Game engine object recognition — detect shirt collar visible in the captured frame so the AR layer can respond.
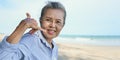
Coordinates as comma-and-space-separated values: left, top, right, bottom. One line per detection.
34, 30, 55, 49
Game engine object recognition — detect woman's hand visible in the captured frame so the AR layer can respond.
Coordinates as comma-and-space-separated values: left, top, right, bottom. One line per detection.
23, 13, 46, 34
7, 13, 46, 44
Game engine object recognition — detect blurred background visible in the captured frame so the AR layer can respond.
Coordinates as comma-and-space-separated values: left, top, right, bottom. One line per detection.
0, 0, 120, 60
0, 0, 120, 35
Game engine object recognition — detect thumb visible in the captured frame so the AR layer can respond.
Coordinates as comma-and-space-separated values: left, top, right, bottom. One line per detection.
26, 12, 31, 18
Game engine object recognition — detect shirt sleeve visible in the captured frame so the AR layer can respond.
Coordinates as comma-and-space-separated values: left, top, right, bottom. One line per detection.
0, 36, 22, 60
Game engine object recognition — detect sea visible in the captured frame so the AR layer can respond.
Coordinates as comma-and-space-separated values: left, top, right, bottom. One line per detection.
54, 35, 120, 46
1, 34, 120, 46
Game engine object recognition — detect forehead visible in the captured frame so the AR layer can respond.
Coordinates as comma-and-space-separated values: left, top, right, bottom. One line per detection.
43, 9, 64, 20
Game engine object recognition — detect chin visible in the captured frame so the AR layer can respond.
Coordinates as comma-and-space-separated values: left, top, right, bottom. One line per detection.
43, 33, 57, 40
46, 35, 57, 39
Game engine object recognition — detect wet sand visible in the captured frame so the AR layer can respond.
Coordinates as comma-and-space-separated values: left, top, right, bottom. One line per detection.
57, 43, 120, 60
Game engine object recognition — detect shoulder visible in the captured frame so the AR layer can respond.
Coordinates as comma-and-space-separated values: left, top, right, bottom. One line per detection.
21, 33, 38, 41
19, 33, 39, 48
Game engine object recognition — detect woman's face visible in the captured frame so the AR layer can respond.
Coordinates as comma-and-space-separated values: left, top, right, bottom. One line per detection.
40, 9, 64, 40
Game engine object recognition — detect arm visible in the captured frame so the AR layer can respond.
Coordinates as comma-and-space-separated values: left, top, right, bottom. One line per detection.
7, 20, 28, 44
7, 13, 42, 44
0, 13, 43, 60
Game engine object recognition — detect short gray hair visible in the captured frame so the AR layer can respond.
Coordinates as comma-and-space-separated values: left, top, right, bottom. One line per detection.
40, 1, 66, 25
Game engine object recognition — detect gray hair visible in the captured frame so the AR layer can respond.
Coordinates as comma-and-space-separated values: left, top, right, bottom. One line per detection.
40, 1, 66, 25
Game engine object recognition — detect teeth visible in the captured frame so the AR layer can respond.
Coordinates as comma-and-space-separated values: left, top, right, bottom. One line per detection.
49, 30, 54, 33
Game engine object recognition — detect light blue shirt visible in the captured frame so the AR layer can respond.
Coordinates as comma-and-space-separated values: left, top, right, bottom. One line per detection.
0, 31, 58, 60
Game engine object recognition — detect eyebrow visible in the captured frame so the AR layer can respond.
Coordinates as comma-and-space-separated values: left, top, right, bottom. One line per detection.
44, 17, 51, 19
56, 19, 62, 22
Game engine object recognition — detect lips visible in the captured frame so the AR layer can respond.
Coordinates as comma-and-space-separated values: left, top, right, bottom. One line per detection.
47, 29, 56, 35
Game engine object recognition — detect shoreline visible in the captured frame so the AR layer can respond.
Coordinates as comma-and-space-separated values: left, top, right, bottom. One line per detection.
54, 37, 120, 46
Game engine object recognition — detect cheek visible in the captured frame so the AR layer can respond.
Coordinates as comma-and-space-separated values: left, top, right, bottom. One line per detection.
41, 22, 49, 28
57, 27, 63, 33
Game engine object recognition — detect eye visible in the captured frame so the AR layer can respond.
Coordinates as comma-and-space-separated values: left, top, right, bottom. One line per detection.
44, 18, 53, 23
46, 19, 50, 21
56, 20, 63, 26
56, 21, 61, 24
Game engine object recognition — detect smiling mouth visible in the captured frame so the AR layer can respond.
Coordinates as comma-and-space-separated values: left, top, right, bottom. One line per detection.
47, 29, 56, 35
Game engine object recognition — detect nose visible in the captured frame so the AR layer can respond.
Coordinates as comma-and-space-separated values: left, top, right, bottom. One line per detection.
50, 21, 56, 28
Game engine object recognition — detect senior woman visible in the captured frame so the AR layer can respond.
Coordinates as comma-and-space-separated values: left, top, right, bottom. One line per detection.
0, 1, 66, 60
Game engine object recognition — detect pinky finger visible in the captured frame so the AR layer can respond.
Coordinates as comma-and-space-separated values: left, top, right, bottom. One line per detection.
39, 27, 46, 32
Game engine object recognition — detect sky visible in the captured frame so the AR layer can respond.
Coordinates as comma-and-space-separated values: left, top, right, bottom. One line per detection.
0, 0, 120, 36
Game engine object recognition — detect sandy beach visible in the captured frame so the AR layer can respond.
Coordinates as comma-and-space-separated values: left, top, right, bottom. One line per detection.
57, 43, 120, 60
